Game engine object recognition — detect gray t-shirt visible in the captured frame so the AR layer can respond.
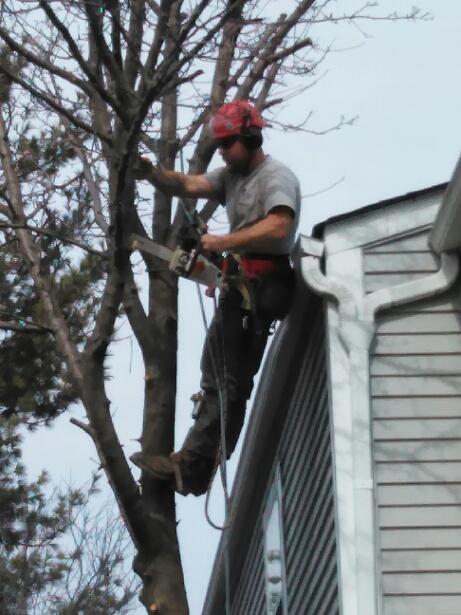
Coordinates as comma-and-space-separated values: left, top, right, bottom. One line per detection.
205, 156, 301, 255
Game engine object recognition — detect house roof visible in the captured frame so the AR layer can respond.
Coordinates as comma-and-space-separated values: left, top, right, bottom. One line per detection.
429, 154, 461, 253
312, 183, 448, 239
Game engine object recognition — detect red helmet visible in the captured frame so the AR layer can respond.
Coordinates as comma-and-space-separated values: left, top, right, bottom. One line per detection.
211, 100, 265, 139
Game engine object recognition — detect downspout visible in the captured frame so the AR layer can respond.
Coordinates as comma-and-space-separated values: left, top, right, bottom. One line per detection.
298, 234, 459, 615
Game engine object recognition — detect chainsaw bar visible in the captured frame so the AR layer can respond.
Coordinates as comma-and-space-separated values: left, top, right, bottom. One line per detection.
130, 233, 223, 289
130, 234, 174, 262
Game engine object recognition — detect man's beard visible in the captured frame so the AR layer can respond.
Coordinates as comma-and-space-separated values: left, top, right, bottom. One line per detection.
226, 150, 252, 174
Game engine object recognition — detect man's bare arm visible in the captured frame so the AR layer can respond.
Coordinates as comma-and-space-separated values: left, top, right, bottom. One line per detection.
201, 208, 293, 253
134, 157, 215, 199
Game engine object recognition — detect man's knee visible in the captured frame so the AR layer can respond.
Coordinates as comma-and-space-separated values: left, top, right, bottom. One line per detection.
227, 376, 253, 405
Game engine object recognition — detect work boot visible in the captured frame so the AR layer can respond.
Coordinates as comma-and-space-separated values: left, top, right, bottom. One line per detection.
130, 452, 176, 480
129, 450, 215, 496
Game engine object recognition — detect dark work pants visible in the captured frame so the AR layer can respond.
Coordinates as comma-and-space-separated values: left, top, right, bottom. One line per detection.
182, 268, 295, 462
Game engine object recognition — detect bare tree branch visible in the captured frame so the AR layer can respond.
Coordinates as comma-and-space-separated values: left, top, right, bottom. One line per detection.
143, 0, 174, 79
0, 25, 124, 118
125, 0, 146, 87
37, 0, 126, 116
0, 63, 111, 143
70, 417, 96, 438
83, 1, 131, 106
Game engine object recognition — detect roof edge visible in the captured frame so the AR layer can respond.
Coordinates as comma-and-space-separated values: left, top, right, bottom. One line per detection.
312, 182, 448, 239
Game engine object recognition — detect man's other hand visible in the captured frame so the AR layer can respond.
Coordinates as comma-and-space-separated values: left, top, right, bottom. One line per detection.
200, 233, 228, 253
133, 156, 154, 180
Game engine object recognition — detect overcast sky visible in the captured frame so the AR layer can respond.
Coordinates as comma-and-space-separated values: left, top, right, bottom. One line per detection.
20, 2, 461, 614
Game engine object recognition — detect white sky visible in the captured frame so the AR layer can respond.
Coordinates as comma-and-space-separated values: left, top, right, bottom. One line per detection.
20, 2, 461, 614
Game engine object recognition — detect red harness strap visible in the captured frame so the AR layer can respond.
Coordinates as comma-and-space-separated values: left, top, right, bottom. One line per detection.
239, 257, 279, 279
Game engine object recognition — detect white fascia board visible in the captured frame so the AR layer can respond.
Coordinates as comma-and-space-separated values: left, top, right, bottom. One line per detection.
325, 300, 358, 615
323, 247, 381, 615
429, 153, 461, 253
323, 189, 443, 256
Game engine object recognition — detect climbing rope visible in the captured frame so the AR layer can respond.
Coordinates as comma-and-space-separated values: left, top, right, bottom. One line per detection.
180, 141, 232, 613
195, 284, 231, 528
196, 283, 232, 615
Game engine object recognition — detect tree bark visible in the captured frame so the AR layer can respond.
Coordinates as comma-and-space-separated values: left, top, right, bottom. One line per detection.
124, 3, 189, 612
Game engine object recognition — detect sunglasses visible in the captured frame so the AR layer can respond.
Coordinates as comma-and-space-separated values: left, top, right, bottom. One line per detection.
215, 135, 240, 150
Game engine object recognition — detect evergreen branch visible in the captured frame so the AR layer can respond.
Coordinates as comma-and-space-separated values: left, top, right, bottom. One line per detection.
0, 201, 11, 218
0, 106, 83, 387
0, 320, 53, 334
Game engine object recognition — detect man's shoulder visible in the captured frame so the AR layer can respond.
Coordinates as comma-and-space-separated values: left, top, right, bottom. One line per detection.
261, 157, 298, 179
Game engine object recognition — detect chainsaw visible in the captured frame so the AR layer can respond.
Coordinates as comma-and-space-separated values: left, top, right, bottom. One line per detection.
129, 213, 224, 289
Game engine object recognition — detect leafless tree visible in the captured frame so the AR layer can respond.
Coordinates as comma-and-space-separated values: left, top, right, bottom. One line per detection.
0, 1, 426, 612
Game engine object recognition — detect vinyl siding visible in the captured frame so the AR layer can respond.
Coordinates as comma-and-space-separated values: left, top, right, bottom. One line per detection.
279, 308, 339, 615
202, 289, 334, 615
223, 302, 338, 615
231, 521, 266, 615
364, 229, 440, 293
369, 230, 461, 615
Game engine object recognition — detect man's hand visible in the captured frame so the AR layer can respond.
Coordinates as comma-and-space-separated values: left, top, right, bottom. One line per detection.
200, 210, 293, 254
200, 233, 229, 253
133, 156, 154, 180
133, 156, 216, 199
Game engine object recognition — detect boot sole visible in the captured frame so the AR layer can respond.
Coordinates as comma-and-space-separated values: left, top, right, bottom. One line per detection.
129, 454, 173, 481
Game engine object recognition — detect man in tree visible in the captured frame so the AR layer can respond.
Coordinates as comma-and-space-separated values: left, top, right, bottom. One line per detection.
131, 100, 300, 495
